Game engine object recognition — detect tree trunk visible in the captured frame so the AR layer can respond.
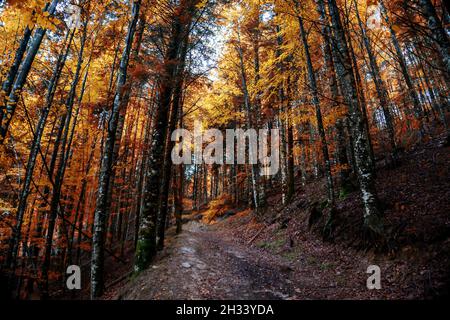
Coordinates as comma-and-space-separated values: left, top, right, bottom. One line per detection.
379, 0, 424, 123
315, 0, 351, 189
157, 21, 191, 250
295, 4, 335, 205
235, 30, 261, 213
1, 27, 32, 97
418, 0, 450, 88
327, 0, 383, 236
106, 16, 146, 226
91, 0, 141, 299
275, 26, 289, 205
41, 22, 88, 299
135, 8, 183, 272
353, 0, 397, 159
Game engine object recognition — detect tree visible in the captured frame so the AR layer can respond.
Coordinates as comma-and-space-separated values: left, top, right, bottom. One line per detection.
91, 0, 142, 299
326, 0, 384, 236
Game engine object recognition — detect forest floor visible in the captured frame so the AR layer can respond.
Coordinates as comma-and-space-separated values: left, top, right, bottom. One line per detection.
118, 221, 296, 300
104, 133, 450, 300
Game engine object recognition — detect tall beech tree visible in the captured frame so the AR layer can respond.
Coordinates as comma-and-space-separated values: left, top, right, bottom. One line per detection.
135, 0, 202, 271
326, 0, 384, 235
91, 0, 142, 299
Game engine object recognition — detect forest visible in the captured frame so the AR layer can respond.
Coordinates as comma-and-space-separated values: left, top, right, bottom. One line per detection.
0, 0, 449, 300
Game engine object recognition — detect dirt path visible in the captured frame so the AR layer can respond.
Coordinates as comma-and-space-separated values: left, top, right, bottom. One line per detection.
119, 222, 297, 300
107, 137, 449, 300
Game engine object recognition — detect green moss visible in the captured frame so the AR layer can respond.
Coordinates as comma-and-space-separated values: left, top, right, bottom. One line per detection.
135, 238, 156, 272
339, 182, 357, 199
319, 262, 334, 270
256, 241, 267, 248
306, 256, 317, 265
320, 200, 329, 210
282, 251, 298, 261
256, 238, 285, 251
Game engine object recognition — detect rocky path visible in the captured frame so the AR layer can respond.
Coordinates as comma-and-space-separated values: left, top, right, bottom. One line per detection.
119, 222, 296, 300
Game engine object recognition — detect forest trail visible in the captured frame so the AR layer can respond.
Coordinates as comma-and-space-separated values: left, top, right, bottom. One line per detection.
119, 221, 296, 300
101, 136, 449, 301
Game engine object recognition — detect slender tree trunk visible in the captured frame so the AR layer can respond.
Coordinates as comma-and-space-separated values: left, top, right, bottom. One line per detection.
135, 7, 183, 272
379, 0, 424, 123
295, 5, 335, 205
41, 22, 88, 299
418, 0, 450, 88
252, 6, 267, 209
1, 27, 32, 98
91, 0, 141, 299
235, 30, 261, 213
286, 112, 295, 202
106, 16, 146, 224
4, 29, 74, 279
327, 0, 383, 236
157, 22, 191, 250
134, 89, 156, 248
275, 26, 289, 204
315, 0, 351, 189
353, 0, 397, 159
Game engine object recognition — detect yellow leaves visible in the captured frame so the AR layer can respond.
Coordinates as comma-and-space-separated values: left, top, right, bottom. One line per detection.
53, 103, 68, 117
323, 105, 347, 129
1, 0, 59, 32
35, 12, 58, 31
332, 163, 350, 175
196, 0, 208, 10
0, 90, 7, 105
0, 198, 17, 214
201, 194, 233, 224
391, 24, 404, 35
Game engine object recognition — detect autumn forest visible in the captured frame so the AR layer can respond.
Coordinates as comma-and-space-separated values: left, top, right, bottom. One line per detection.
0, 0, 449, 301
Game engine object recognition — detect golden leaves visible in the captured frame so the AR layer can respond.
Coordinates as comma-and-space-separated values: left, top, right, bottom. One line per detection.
196, 0, 208, 10
1, 0, 59, 32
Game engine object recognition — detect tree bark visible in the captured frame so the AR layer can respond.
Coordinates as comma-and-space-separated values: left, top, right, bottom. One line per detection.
135, 4, 184, 272
418, 0, 450, 88
379, 0, 424, 122
315, 0, 351, 188
91, 0, 141, 299
235, 28, 261, 213
327, 0, 383, 236
295, 3, 335, 205
353, 0, 397, 159
157, 22, 190, 250
1, 27, 32, 98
